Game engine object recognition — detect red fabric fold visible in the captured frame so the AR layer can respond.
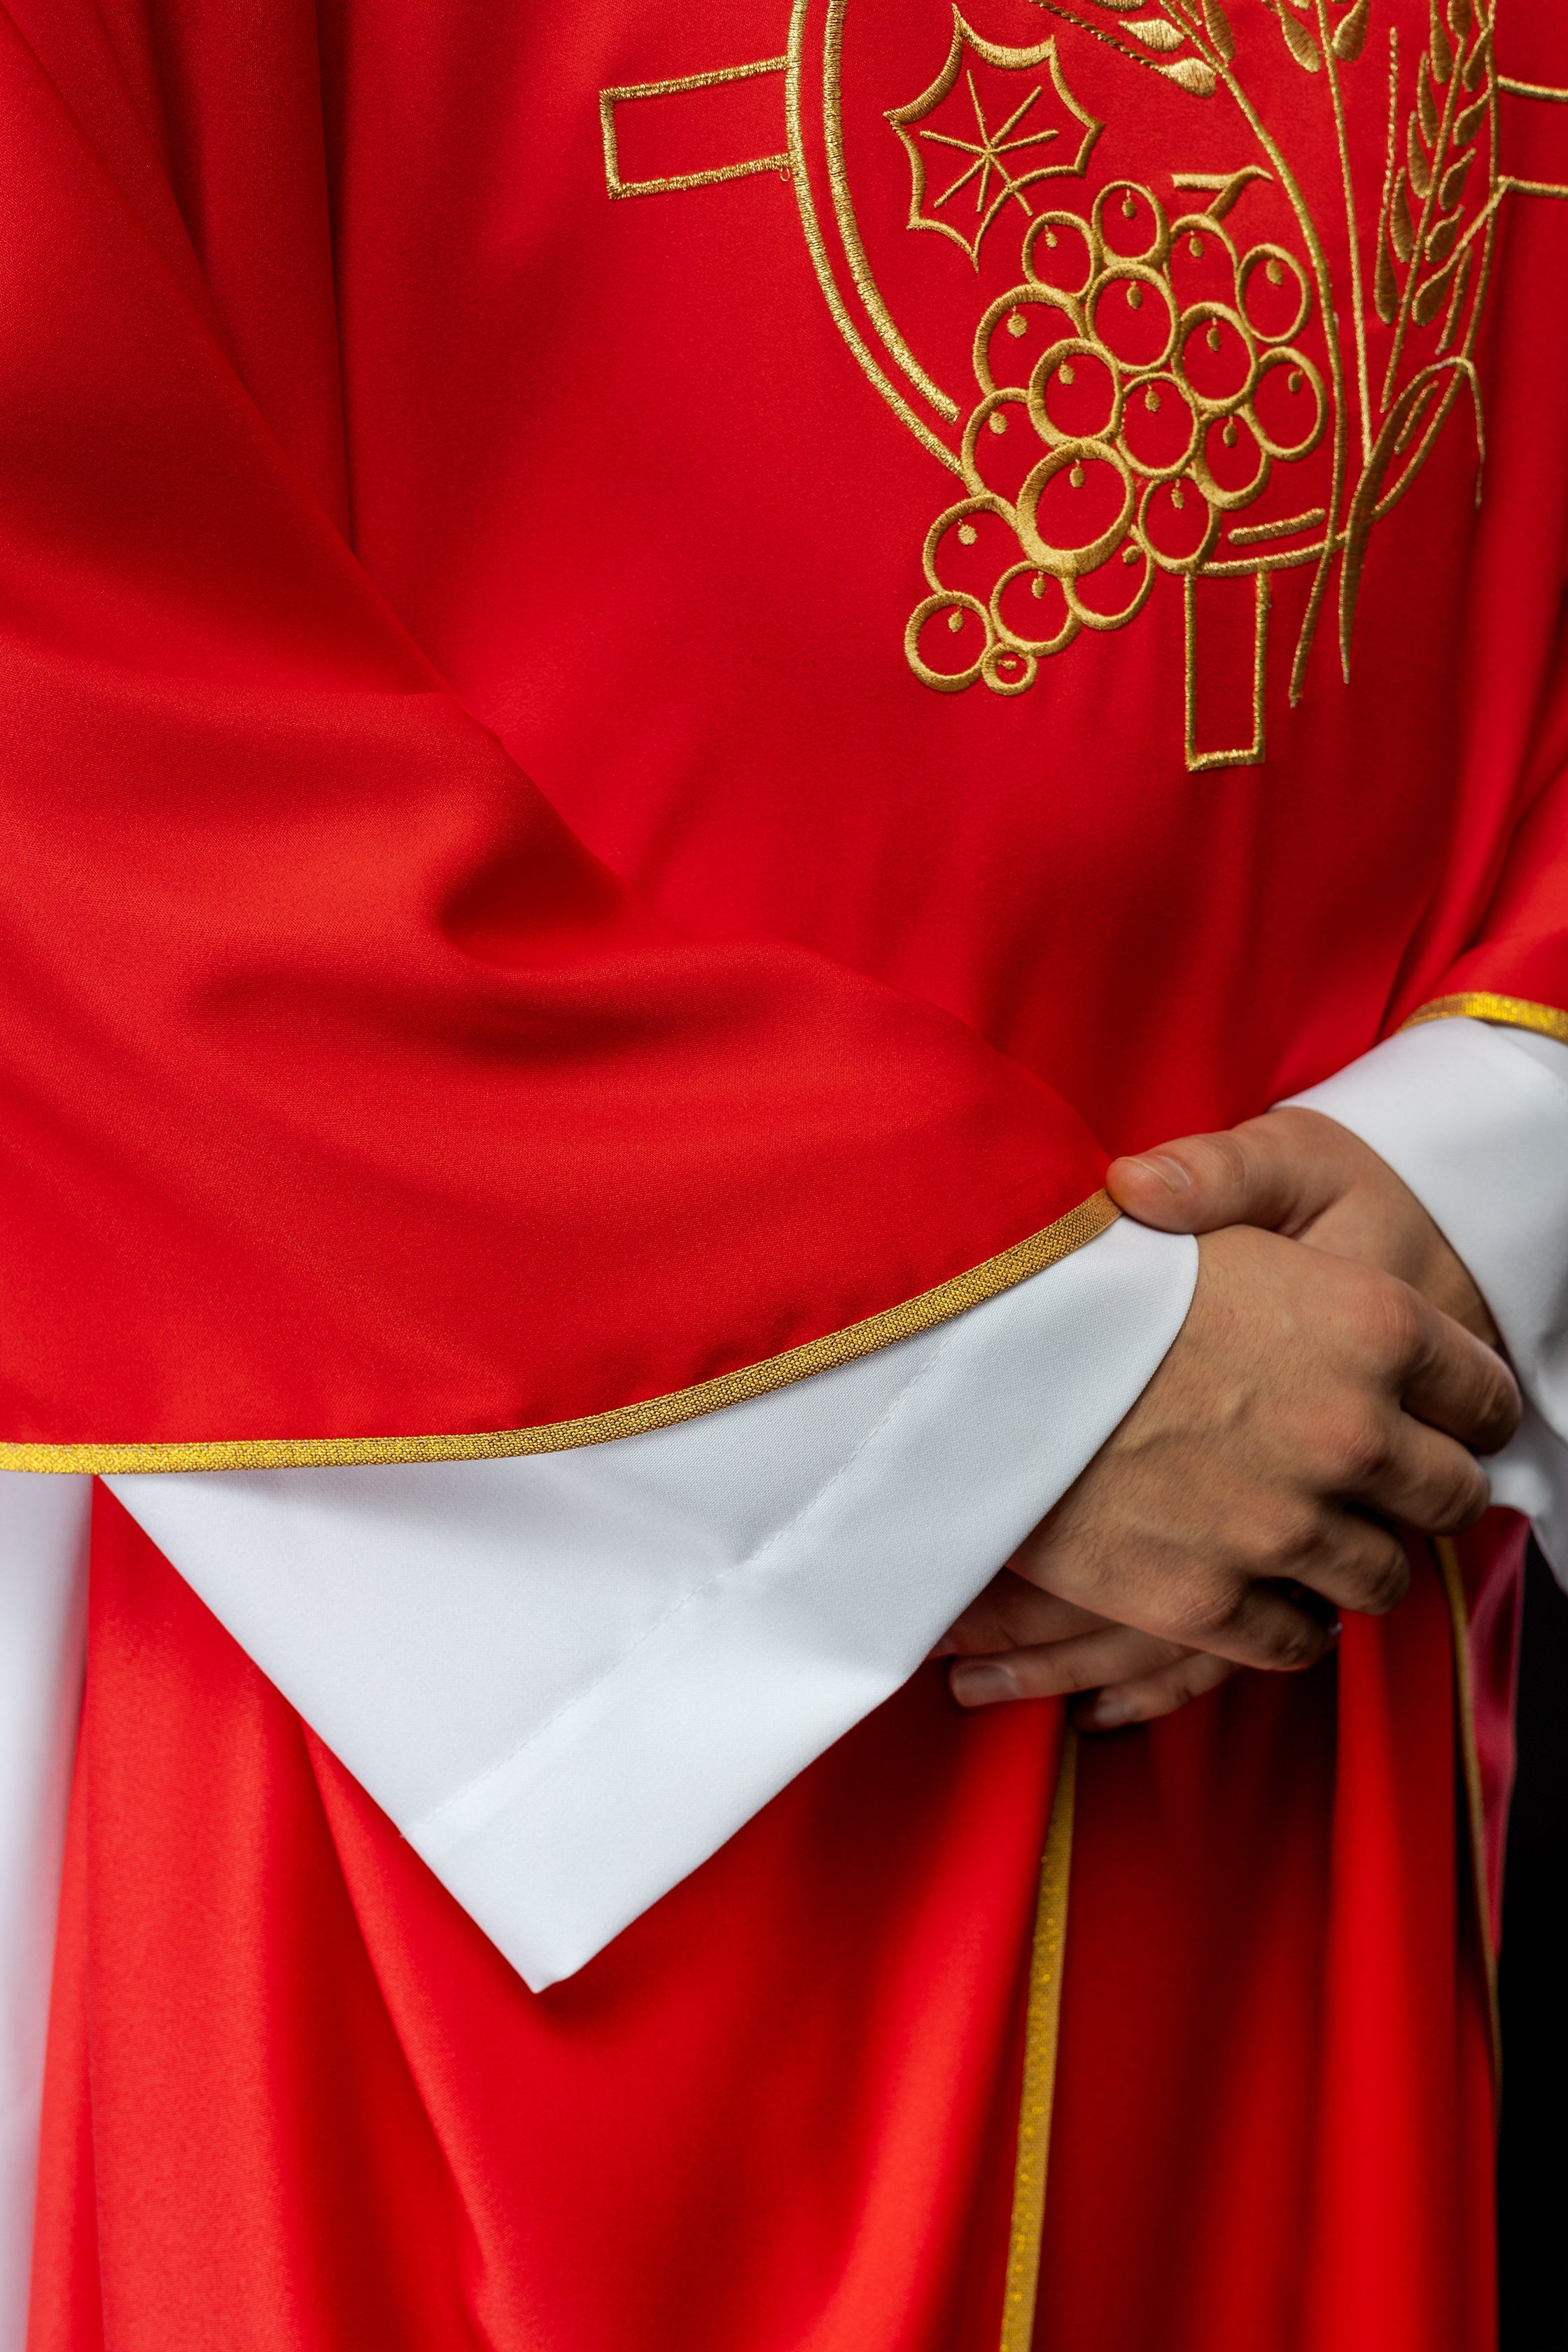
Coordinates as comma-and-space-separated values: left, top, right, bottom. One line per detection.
0, 0, 1104, 1449
10, 4, 1566, 2339
27, 1487, 1504, 2352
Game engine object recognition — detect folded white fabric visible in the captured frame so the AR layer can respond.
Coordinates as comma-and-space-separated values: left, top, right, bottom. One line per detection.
111, 1216, 1196, 1988
4, 1014, 1563, 2346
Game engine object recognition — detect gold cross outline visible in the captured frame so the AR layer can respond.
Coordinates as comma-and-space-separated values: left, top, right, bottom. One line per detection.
600, 55, 790, 197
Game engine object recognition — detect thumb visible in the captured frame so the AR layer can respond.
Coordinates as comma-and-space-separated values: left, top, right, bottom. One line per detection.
1106, 1112, 1343, 1235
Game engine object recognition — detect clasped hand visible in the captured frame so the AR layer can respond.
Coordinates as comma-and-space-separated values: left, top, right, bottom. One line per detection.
937, 1108, 1520, 1728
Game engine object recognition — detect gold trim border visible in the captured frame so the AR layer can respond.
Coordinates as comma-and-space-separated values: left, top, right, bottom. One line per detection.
997, 1726, 1077, 2352
1403, 991, 1568, 1044
994, 1542, 1496, 2346
0, 1191, 1119, 1475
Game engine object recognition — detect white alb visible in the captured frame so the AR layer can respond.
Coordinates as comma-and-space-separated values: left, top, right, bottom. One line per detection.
1, 1014, 1565, 2344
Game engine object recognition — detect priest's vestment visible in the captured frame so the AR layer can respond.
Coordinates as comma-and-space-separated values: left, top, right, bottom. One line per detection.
2, 0, 1568, 2343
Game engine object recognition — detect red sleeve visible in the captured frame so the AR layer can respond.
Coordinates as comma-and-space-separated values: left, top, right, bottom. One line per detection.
0, 3, 1108, 1466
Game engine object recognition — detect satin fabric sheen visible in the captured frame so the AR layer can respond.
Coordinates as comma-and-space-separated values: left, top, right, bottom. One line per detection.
29, 1494, 1504, 2352
0, 0, 1564, 1444
8, 0, 1564, 2342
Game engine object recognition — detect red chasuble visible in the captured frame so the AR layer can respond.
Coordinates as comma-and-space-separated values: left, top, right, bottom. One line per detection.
5, 0, 1566, 2341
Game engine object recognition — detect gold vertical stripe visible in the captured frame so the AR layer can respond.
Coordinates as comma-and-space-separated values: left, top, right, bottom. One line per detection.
1434, 1537, 1502, 2091
998, 1727, 1077, 2352
1403, 993, 1568, 1044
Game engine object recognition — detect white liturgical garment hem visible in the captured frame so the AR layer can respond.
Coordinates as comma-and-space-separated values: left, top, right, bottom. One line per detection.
1284, 1017, 1568, 1581
108, 1214, 1198, 1991
4, 1016, 1568, 2346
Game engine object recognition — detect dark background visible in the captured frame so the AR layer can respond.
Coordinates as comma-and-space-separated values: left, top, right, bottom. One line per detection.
1499, 1543, 1568, 2350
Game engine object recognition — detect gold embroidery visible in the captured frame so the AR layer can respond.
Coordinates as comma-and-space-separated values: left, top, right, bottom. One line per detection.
1402, 990, 1568, 1043
1491, 75, 1568, 201
895, 0, 1497, 752
787, 1, 965, 472
827, 0, 962, 421
1228, 504, 1328, 543
887, 20, 1103, 270
1434, 1537, 1502, 2087
1, 1192, 1119, 1474
1498, 76, 1568, 106
1184, 566, 1269, 768
998, 1728, 1077, 2352
600, 58, 790, 198
605, 8, 1568, 763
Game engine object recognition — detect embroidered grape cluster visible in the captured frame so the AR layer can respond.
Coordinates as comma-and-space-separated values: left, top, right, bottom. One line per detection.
906, 177, 1326, 696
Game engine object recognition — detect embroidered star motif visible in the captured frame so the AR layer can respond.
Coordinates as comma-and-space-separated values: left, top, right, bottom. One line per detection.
920, 74, 1058, 235
888, 14, 1102, 269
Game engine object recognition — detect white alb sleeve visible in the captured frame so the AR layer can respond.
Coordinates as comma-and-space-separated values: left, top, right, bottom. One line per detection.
1282, 1016, 1568, 1583
108, 1215, 1197, 1990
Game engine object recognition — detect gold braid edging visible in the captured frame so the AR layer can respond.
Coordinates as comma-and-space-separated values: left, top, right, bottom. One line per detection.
1403, 992, 1568, 1044
0, 1191, 1119, 1474
997, 1727, 1078, 2352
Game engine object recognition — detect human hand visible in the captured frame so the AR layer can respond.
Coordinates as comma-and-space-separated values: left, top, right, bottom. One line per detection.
951, 1221, 1517, 1717
938, 1567, 1238, 1729
1106, 1105, 1499, 1344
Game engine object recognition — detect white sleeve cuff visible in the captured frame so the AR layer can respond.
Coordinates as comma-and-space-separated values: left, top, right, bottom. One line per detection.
1282, 1017, 1568, 1583
109, 1214, 1196, 1989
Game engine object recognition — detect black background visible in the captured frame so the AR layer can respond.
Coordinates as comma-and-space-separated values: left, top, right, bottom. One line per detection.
1499, 1543, 1568, 2349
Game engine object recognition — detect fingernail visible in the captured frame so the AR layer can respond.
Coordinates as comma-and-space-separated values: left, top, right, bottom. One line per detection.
951, 1661, 1015, 1707
1086, 1694, 1131, 1728
1128, 1153, 1191, 1194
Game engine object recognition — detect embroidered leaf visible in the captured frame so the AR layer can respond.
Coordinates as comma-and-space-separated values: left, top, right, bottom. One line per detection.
1413, 251, 1459, 325
1172, 164, 1267, 216
1374, 234, 1399, 323
1158, 55, 1218, 92
1453, 92, 1488, 146
1407, 114, 1432, 197
1426, 209, 1461, 265
1418, 59, 1440, 141
1428, 0, 1453, 83
1126, 15, 1186, 49
1332, 0, 1368, 60
1273, 4, 1321, 71
1462, 28, 1490, 90
1439, 150, 1471, 209
1390, 174, 1416, 262
1201, 0, 1236, 64
1448, 0, 1472, 38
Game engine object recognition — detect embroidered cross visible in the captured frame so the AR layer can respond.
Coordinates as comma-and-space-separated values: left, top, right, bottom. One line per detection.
601, 19, 1568, 769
